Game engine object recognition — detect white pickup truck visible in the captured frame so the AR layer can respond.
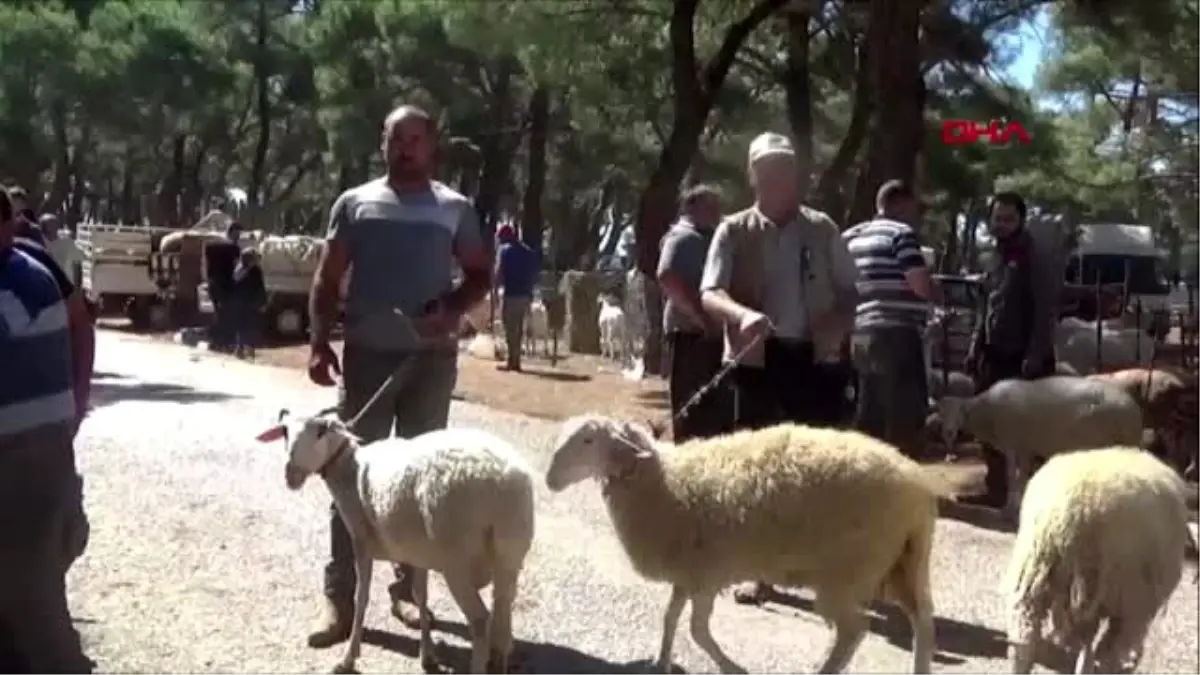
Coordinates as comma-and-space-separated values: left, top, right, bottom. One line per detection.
76, 221, 179, 330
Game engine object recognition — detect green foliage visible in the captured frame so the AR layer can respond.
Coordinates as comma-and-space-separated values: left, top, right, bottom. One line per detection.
0, 0, 1189, 269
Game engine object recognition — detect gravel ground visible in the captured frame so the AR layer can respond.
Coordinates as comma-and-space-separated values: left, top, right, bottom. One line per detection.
71, 330, 1199, 674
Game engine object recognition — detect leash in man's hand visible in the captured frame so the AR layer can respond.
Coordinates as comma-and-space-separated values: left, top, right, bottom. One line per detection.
338, 306, 438, 431
669, 332, 766, 426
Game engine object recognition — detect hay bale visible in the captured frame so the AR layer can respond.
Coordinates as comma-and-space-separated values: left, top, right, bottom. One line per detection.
561, 271, 605, 354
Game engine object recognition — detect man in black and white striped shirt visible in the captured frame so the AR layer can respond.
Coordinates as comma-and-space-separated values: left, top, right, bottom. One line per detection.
842, 180, 941, 457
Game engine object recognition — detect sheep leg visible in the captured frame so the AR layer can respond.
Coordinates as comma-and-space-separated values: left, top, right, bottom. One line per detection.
410, 567, 437, 673
1007, 605, 1042, 674
688, 589, 746, 674
334, 553, 372, 674
655, 584, 687, 672
443, 572, 491, 674
487, 567, 520, 674
813, 595, 868, 674
1094, 616, 1149, 674
1004, 456, 1029, 523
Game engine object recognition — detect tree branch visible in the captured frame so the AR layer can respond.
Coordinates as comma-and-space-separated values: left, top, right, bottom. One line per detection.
700, 0, 791, 104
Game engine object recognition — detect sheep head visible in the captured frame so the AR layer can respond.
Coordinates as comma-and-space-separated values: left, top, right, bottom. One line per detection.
255, 407, 359, 490
934, 396, 974, 449
546, 414, 656, 492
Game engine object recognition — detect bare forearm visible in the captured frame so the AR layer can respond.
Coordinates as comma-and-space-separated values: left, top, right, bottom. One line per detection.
659, 275, 706, 328
445, 268, 491, 315
308, 280, 339, 346
701, 289, 748, 326
69, 317, 94, 408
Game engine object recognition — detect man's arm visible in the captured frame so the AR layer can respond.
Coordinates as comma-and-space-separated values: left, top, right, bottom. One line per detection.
309, 193, 351, 346
699, 221, 749, 325
1026, 238, 1063, 364
894, 228, 943, 304
444, 205, 491, 316
656, 230, 708, 329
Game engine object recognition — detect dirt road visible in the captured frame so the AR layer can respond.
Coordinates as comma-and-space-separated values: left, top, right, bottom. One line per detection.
70, 330, 1199, 674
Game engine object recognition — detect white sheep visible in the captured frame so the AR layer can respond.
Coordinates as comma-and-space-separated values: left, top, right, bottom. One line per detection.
257, 411, 536, 674
524, 297, 550, 357
1006, 447, 1199, 674
545, 415, 942, 674
936, 376, 1143, 522
598, 294, 630, 363
1055, 317, 1155, 375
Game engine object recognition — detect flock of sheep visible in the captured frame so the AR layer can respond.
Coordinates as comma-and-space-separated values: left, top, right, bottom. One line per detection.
256, 366, 1198, 675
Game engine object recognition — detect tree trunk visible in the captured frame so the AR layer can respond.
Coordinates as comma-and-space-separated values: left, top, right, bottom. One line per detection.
815, 38, 871, 224
522, 86, 550, 253
855, 0, 925, 225
247, 0, 272, 221
783, 9, 814, 196
474, 58, 519, 250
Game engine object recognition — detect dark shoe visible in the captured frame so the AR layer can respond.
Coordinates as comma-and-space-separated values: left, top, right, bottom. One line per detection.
389, 573, 424, 629
732, 581, 770, 605
307, 595, 352, 648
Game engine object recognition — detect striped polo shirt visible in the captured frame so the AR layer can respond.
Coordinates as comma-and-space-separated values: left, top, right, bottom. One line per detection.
841, 217, 930, 329
0, 244, 75, 436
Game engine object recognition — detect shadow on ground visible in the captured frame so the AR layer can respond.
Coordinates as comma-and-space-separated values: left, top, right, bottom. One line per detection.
90, 378, 249, 410
937, 499, 1016, 535
518, 369, 591, 383
765, 590, 1008, 666
362, 620, 673, 674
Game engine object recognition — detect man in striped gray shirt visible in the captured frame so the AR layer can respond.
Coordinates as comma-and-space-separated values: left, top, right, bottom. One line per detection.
842, 180, 941, 457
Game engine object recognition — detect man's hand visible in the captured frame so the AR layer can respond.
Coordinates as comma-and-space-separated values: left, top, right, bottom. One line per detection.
413, 299, 461, 342
736, 309, 774, 344
308, 340, 341, 387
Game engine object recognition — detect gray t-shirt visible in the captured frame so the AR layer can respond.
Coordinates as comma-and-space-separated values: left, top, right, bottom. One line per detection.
328, 178, 483, 351
656, 219, 712, 333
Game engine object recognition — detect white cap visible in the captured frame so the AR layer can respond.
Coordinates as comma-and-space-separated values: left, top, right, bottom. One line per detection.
748, 132, 796, 164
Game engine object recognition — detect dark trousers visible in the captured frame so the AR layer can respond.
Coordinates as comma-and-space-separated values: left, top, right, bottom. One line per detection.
851, 326, 929, 457
734, 339, 846, 431
209, 292, 232, 348
0, 423, 91, 673
231, 301, 262, 354
975, 349, 1056, 499
327, 345, 458, 603
500, 295, 530, 369
667, 331, 732, 442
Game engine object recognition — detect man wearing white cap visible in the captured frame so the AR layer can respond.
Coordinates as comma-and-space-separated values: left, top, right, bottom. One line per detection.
700, 131, 860, 605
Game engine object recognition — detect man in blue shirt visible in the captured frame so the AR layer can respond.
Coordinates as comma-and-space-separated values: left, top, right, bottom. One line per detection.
494, 223, 539, 372
0, 187, 93, 672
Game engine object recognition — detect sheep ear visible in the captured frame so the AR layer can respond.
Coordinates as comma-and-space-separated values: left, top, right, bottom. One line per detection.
256, 424, 286, 443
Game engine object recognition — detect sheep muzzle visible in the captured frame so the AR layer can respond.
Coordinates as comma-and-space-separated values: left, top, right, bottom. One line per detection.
284, 464, 308, 490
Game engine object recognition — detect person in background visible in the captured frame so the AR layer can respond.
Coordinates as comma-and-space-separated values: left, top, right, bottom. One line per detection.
657, 183, 730, 441
0, 188, 93, 672
39, 214, 83, 286
700, 132, 859, 605
305, 104, 491, 647
6, 187, 42, 246
203, 220, 243, 351
962, 191, 1062, 508
231, 247, 267, 360
842, 179, 941, 458
494, 223, 539, 372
